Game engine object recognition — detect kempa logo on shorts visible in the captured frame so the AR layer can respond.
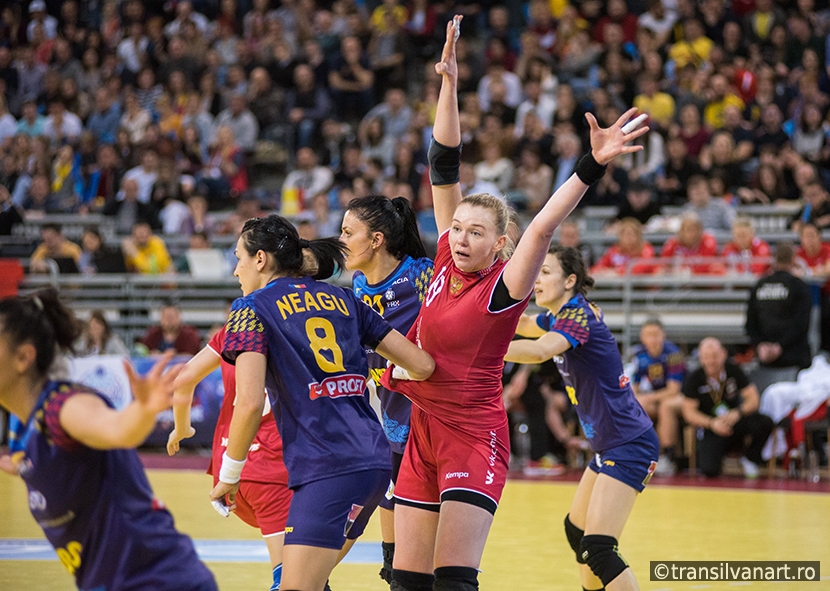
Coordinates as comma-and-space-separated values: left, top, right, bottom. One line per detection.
485, 470, 494, 485
445, 471, 469, 479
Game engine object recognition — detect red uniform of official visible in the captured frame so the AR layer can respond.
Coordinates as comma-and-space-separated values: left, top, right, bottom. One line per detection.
383, 232, 530, 510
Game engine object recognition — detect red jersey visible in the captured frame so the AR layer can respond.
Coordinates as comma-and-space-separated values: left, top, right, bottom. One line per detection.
661, 232, 723, 274
592, 242, 656, 275
207, 327, 287, 485
722, 238, 771, 275
797, 243, 830, 294
382, 232, 531, 431
797, 243, 830, 270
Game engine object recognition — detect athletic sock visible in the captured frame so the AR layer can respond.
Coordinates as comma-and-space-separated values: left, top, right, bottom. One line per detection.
269, 564, 282, 591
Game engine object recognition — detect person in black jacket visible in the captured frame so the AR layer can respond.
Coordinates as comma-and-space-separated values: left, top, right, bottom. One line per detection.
682, 338, 774, 478
0, 185, 24, 236
745, 243, 813, 370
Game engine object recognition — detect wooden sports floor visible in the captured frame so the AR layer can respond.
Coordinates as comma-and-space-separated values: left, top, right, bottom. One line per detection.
2, 465, 829, 591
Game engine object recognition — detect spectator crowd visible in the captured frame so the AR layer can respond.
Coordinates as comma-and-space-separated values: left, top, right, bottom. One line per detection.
0, 0, 828, 276
3, 0, 828, 479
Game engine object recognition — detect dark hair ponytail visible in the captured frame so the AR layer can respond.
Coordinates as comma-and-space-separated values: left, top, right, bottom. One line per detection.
549, 245, 595, 297
0, 288, 80, 377
240, 214, 346, 280
346, 195, 427, 260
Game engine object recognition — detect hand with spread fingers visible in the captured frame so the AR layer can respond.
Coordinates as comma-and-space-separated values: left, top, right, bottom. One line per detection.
587, 108, 650, 165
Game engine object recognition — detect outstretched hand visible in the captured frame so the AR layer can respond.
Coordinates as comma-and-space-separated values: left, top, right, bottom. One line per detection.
123, 351, 184, 416
167, 425, 196, 456
587, 108, 650, 166
435, 15, 462, 80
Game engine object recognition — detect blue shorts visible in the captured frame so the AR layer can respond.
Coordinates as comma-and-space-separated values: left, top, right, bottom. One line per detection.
284, 468, 390, 549
587, 429, 660, 492
378, 451, 404, 511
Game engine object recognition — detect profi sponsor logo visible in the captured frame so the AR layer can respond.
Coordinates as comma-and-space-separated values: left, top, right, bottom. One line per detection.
309, 374, 367, 400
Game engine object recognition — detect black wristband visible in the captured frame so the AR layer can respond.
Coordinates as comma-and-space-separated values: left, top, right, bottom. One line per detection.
428, 137, 462, 186
574, 152, 607, 186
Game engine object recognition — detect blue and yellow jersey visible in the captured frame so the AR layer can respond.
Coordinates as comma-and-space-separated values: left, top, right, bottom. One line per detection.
630, 341, 685, 391
223, 276, 393, 487
538, 294, 653, 452
10, 382, 214, 591
353, 255, 433, 453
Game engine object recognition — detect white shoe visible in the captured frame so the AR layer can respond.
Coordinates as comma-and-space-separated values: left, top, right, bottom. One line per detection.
741, 457, 760, 479
654, 454, 676, 477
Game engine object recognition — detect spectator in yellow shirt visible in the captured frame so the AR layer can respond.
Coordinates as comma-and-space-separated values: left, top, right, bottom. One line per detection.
703, 73, 745, 130
668, 18, 713, 69
370, 0, 407, 33
122, 220, 173, 274
30, 223, 83, 273
633, 73, 676, 130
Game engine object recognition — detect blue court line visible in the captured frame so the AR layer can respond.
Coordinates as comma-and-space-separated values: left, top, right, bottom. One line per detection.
0, 539, 382, 563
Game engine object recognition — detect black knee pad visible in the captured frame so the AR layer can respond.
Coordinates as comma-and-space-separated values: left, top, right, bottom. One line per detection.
579, 535, 629, 587
564, 514, 585, 563
391, 569, 434, 591
380, 542, 395, 583
433, 566, 479, 591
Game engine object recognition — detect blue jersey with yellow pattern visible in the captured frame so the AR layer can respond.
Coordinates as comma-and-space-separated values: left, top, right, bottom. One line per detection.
537, 294, 653, 452
353, 255, 433, 453
630, 341, 685, 391
10, 382, 215, 591
223, 276, 393, 488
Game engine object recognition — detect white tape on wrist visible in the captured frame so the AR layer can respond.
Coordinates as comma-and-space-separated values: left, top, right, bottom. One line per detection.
218, 452, 246, 484
392, 365, 423, 382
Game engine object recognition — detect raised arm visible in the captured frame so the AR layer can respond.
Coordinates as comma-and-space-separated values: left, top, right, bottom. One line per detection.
60, 353, 182, 450
167, 346, 221, 455
430, 16, 464, 236
502, 109, 649, 299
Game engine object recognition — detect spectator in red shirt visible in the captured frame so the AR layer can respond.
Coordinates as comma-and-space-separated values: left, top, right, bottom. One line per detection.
661, 212, 722, 274
722, 217, 771, 275
594, 0, 639, 43
796, 222, 830, 276
592, 217, 656, 275
138, 300, 202, 355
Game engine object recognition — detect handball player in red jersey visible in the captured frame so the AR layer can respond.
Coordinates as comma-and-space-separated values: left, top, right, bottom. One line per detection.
380, 16, 649, 591
168, 323, 290, 591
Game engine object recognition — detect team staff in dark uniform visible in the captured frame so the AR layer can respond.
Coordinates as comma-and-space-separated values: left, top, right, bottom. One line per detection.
682, 337, 774, 478
745, 243, 812, 371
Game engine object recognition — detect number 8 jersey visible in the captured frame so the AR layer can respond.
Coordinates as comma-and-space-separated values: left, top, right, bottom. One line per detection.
223, 276, 393, 488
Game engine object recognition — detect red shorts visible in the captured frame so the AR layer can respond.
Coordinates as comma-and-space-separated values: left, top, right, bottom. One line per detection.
233, 480, 293, 537
394, 405, 510, 514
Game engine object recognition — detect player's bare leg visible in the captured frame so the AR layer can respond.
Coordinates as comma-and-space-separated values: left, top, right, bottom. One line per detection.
568, 467, 604, 590
391, 504, 438, 590
583, 474, 640, 591
433, 500, 493, 568
264, 534, 285, 590
280, 545, 340, 591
